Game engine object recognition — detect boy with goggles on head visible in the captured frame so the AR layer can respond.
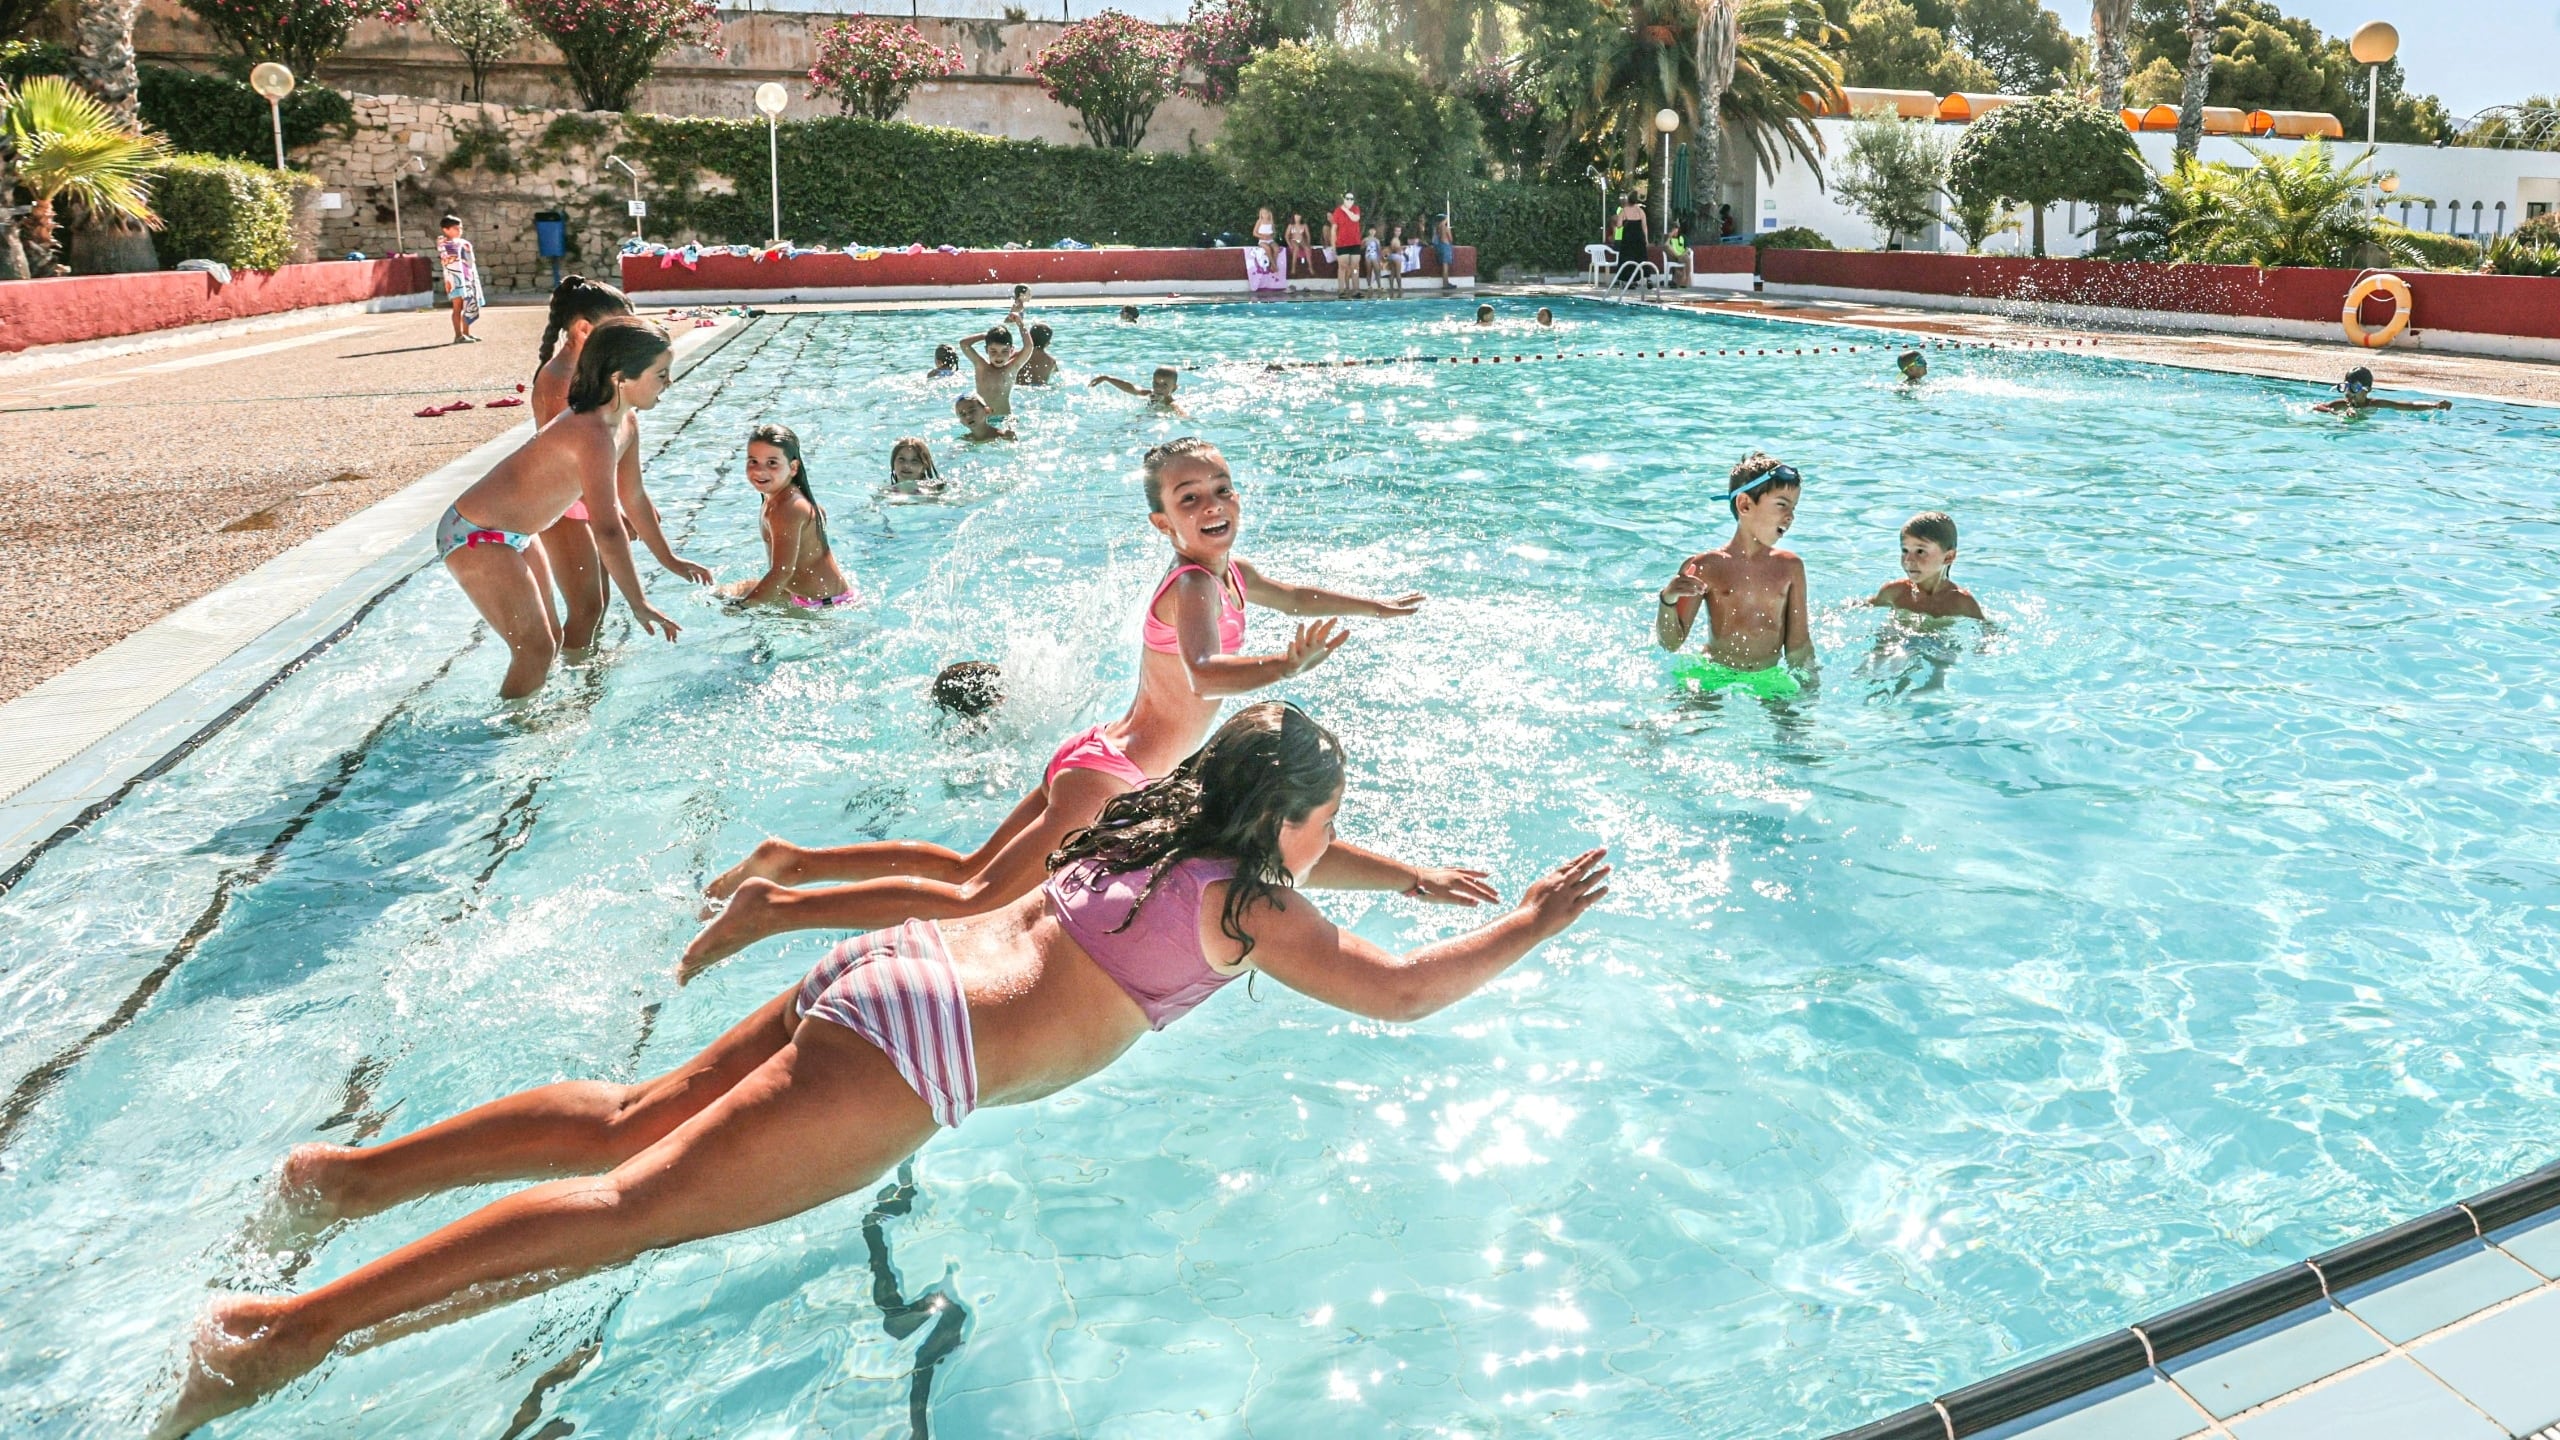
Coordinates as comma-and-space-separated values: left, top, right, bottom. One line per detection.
1654, 453, 1816, 698
2313, 366, 2450, 415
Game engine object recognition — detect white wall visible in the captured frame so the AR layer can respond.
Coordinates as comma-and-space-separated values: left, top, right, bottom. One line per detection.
1742, 118, 2560, 257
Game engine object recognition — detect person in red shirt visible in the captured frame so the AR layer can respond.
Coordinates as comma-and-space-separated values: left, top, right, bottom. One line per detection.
1330, 192, 1363, 299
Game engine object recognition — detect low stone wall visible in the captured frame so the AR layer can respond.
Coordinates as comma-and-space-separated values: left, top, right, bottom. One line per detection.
0, 257, 431, 352
130, 0, 1223, 152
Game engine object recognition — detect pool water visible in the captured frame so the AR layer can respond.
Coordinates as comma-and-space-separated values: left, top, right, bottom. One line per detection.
5, 298, 2560, 1438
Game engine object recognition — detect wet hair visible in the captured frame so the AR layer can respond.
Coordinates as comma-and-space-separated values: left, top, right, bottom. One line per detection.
1119, 305, 1141, 322
1028, 322, 1053, 349
1726, 451, 1799, 514
1012, 283, 1031, 300
540, 274, 634, 365
1476, 304, 1494, 320
1141, 435, 1224, 512
2344, 366, 2375, 390
1048, 702, 1346, 963
933, 343, 958, 370
566, 316, 672, 413
1902, 511, 1958, 553
890, 436, 941, 483
748, 422, 825, 541
1897, 349, 1926, 372
984, 325, 1013, 348
440, 213, 462, 229
1151, 365, 1179, 387
932, 660, 1002, 718
1535, 306, 1553, 322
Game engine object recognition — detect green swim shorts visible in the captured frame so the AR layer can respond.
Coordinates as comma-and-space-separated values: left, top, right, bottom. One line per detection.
1673, 657, 1802, 699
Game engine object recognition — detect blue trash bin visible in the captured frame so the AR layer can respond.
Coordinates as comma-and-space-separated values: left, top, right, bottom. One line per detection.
534, 211, 568, 289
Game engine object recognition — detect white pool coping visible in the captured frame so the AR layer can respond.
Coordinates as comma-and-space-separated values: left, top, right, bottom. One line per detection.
0, 315, 751, 880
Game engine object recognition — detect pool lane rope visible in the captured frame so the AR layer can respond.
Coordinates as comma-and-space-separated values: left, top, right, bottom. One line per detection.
1223, 337, 2110, 373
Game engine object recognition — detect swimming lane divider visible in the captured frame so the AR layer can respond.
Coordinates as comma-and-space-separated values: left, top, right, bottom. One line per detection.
1226, 337, 2104, 373
1821, 1155, 2560, 1440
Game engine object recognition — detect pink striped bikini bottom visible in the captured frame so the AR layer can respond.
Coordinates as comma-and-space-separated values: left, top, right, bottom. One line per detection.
793, 919, 978, 1127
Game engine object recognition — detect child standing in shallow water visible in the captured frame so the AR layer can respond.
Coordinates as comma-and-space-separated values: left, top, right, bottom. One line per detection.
1870, 511, 1983, 620
721, 424, 854, 610
1654, 452, 1816, 697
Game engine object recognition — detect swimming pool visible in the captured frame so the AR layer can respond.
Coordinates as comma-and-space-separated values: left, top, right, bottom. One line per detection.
4, 297, 2558, 1438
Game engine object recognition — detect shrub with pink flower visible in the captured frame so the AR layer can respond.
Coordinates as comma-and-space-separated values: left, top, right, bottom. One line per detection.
180, 0, 411, 77
808, 18, 959, 122
1179, 0, 1274, 106
515, 0, 722, 112
1027, 9, 1182, 150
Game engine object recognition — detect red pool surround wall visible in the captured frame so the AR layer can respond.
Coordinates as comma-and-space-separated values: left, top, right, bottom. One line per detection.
0, 257, 434, 354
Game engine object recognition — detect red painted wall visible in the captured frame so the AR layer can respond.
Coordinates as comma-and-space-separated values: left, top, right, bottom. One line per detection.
1693, 245, 1756, 274
1759, 249, 2560, 341
0, 257, 432, 354
624, 245, 1478, 293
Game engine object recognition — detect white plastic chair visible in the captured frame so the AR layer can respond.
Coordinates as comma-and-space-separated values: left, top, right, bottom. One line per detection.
1585, 243, 1618, 286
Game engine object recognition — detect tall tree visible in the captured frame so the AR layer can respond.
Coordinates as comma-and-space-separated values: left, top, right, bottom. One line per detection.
2171, 0, 2210, 156
70, 0, 155, 273
2089, 0, 2132, 247
1830, 0, 1996, 94
1948, 0, 2078, 94
1691, 0, 1735, 243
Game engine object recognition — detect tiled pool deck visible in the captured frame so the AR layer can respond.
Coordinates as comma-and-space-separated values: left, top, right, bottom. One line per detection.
1835, 1169, 2560, 1440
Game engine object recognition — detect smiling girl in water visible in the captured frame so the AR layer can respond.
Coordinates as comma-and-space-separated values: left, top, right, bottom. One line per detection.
531, 277, 712, 651
442, 318, 686, 697
888, 436, 943, 495
683, 436, 1481, 974
719, 424, 855, 610
155, 705, 1610, 1439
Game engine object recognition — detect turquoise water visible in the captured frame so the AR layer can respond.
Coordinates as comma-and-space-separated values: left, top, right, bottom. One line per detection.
4, 298, 2559, 1437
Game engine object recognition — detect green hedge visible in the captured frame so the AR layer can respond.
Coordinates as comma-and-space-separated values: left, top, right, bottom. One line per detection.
152, 153, 309, 270
2391, 226, 2481, 272
138, 65, 354, 163
1452, 179, 1596, 276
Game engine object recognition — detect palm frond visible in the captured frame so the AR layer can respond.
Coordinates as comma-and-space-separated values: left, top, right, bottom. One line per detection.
3, 76, 167, 225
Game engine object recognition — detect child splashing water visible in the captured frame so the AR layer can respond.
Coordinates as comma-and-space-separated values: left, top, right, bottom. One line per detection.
720, 424, 855, 610
532, 276, 714, 651
153, 704, 1609, 1440
441, 318, 686, 698
1654, 452, 1816, 699
683, 437, 1476, 975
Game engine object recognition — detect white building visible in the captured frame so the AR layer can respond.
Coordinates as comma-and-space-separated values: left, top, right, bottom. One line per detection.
1727, 113, 2560, 257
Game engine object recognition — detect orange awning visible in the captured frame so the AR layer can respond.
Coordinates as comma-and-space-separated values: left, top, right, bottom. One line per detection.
2247, 110, 2345, 139
1938, 93, 2024, 123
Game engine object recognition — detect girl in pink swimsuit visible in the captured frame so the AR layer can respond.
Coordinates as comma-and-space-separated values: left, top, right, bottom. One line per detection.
530, 275, 712, 651
160, 705, 1614, 1438
684, 436, 1486, 976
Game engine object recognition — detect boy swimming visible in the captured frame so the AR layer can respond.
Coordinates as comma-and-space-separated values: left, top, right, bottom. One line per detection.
1897, 351, 1927, 384
1119, 304, 1142, 323
1654, 452, 1816, 697
928, 344, 959, 379
1091, 366, 1188, 417
931, 660, 1001, 719
2312, 365, 2451, 415
1868, 511, 1983, 621
1021, 322, 1059, 385
1475, 304, 1495, 327
958, 314, 1032, 416
1536, 307, 1554, 327
955, 395, 1014, 442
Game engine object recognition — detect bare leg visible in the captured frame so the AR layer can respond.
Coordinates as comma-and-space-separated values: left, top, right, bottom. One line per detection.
159, 1020, 940, 1440
703, 784, 1049, 901
542, 515, 608, 653
282, 988, 798, 1227
444, 546, 559, 699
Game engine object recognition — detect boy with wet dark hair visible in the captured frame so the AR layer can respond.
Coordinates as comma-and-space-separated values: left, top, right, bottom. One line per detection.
1654, 452, 1815, 696
1118, 304, 1142, 322
1869, 511, 1984, 621
1089, 365, 1188, 417
955, 394, 1015, 443
1022, 322, 1059, 385
931, 660, 1002, 720
928, 343, 959, 379
958, 312, 1032, 416
2312, 365, 2450, 414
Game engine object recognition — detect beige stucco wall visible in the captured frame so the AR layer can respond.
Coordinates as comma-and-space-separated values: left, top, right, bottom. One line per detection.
130, 1, 1223, 152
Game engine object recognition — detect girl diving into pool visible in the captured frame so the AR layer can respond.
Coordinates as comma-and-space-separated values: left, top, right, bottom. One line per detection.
718, 424, 855, 610
154, 705, 1612, 1438
682, 436, 1480, 975
443, 317, 686, 698
531, 277, 713, 651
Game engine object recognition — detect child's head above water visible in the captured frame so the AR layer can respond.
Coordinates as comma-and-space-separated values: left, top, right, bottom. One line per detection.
1899, 511, 1958, 584
933, 342, 958, 371
931, 661, 1002, 719
746, 422, 818, 509
1723, 451, 1802, 537
1028, 322, 1053, 351
1119, 304, 1141, 322
955, 394, 990, 424
2341, 365, 2374, 396
1151, 365, 1180, 397
1475, 304, 1494, 326
890, 436, 939, 486
1142, 435, 1228, 514
983, 325, 1014, 357
1897, 350, 1927, 382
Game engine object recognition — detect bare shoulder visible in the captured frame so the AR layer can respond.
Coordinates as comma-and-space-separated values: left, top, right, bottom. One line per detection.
1871, 581, 1910, 609
1950, 585, 1986, 620
1204, 877, 1328, 970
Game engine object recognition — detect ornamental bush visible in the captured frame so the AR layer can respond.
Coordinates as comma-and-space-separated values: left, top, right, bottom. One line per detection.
152, 152, 309, 269
1029, 10, 1182, 150
516, 0, 721, 112
807, 18, 957, 122
1947, 96, 2146, 256
179, 0, 414, 77
139, 64, 355, 160
1181, 0, 1274, 106
1218, 43, 1478, 224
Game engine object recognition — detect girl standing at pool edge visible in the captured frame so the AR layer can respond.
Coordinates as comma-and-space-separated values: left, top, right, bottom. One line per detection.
532, 276, 714, 651
685, 436, 1481, 974
720, 424, 855, 610
440, 318, 685, 698
156, 705, 1609, 1440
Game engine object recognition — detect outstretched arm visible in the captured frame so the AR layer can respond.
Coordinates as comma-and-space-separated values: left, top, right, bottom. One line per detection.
615, 431, 712, 584
1234, 559, 1423, 618
573, 427, 678, 642
1089, 374, 1144, 395
1245, 851, 1608, 1022
1305, 840, 1499, 906
1162, 567, 1346, 696
2372, 396, 2452, 411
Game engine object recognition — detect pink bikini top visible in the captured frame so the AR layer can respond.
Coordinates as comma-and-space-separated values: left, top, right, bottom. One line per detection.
1046, 854, 1243, 1029
1141, 563, 1246, 656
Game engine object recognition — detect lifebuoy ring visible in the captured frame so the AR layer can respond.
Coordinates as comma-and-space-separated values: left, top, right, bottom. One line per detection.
2343, 273, 2412, 348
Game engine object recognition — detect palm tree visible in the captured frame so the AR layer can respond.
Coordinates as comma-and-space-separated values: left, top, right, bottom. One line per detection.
4, 76, 165, 274
2172, 0, 2214, 159
71, 0, 159, 273
2122, 141, 2417, 269
2089, 0, 2134, 248
1691, 0, 1736, 235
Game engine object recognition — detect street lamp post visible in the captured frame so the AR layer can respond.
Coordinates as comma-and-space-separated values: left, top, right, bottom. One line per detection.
2350, 21, 2398, 147
606, 154, 644, 241
755, 82, 789, 247
1653, 108, 1679, 248
249, 63, 294, 172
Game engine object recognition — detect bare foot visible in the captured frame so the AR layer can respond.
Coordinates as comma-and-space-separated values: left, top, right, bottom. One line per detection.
151, 1296, 329, 1440
703, 838, 801, 903
679, 878, 789, 982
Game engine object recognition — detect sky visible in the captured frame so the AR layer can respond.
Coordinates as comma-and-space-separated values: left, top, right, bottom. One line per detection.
2051, 1, 2552, 121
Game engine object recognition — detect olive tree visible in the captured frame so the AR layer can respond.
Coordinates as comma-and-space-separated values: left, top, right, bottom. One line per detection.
1834, 108, 1949, 249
